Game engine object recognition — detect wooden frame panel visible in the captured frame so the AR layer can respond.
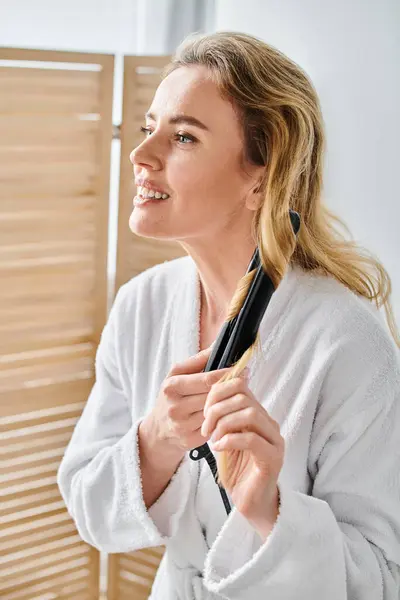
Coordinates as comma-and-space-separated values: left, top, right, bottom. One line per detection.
115, 55, 186, 292
0, 46, 113, 600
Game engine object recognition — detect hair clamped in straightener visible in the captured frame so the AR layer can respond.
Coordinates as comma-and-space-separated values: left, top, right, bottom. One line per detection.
189, 210, 301, 516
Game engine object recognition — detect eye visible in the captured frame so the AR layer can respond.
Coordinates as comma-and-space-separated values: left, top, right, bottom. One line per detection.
175, 132, 196, 144
139, 126, 196, 145
140, 126, 152, 136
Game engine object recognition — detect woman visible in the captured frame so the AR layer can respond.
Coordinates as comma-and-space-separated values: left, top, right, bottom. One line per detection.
57, 32, 400, 599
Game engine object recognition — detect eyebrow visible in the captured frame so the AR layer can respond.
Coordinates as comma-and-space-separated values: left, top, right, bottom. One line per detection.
145, 112, 209, 132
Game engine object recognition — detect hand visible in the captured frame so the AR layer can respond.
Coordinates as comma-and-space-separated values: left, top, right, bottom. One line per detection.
201, 371, 284, 524
145, 347, 231, 454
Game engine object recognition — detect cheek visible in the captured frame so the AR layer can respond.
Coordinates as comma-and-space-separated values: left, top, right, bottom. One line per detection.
180, 179, 235, 223
168, 147, 239, 190
166, 147, 248, 224
171, 161, 242, 210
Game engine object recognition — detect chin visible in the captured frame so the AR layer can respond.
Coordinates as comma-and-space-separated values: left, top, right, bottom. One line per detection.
128, 210, 175, 240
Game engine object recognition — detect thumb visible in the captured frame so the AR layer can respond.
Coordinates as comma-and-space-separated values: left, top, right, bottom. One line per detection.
198, 343, 215, 357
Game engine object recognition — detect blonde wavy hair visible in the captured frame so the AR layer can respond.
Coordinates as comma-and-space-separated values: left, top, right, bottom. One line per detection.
163, 31, 400, 487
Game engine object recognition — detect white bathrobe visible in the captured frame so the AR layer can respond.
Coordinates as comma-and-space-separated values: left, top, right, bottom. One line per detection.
57, 255, 400, 599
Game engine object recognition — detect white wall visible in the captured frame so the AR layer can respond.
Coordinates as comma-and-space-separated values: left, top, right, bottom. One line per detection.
0, 0, 138, 54
216, 0, 400, 325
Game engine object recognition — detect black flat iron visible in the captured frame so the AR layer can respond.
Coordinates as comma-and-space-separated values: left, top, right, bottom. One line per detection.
189, 210, 301, 515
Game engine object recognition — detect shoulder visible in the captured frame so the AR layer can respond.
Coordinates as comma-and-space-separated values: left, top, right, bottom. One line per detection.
293, 265, 397, 356
290, 269, 400, 458
291, 266, 400, 416
286, 266, 399, 397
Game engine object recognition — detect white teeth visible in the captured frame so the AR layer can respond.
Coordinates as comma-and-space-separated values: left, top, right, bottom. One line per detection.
137, 186, 170, 199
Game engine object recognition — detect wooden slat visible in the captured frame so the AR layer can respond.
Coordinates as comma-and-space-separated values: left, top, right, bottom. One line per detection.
0, 305, 94, 335
120, 551, 162, 570
0, 88, 99, 114
0, 242, 96, 267
0, 395, 86, 423
1, 470, 61, 496
0, 338, 94, 384
0, 427, 71, 460
0, 512, 72, 546
1, 567, 91, 600
0, 266, 95, 295
0, 171, 96, 199
118, 578, 153, 599
0, 520, 76, 557
2, 541, 88, 580
0, 144, 96, 166
0, 47, 113, 65
1, 484, 65, 516
2, 449, 66, 477
2, 555, 90, 595
3, 534, 83, 572
0, 380, 90, 420
0, 65, 100, 85
108, 548, 165, 600
0, 67, 100, 114
2, 426, 78, 449
0, 115, 99, 151
0, 157, 97, 179
0, 324, 95, 357
0, 192, 96, 212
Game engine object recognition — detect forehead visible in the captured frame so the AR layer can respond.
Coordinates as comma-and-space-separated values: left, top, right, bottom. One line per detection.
149, 65, 239, 129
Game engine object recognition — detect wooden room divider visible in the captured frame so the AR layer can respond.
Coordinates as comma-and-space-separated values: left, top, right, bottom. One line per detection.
0, 47, 112, 599
0, 48, 185, 599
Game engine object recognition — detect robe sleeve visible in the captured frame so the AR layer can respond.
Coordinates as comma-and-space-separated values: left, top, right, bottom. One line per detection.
203, 319, 400, 599
57, 285, 192, 553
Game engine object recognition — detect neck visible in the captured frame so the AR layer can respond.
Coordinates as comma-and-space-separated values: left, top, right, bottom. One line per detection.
182, 235, 257, 326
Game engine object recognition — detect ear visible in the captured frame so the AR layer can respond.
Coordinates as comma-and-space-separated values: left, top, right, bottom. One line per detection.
245, 180, 263, 212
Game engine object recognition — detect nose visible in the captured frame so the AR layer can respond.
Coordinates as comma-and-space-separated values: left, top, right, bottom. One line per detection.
130, 136, 162, 171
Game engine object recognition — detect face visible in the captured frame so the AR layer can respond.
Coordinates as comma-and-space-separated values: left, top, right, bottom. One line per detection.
129, 65, 263, 246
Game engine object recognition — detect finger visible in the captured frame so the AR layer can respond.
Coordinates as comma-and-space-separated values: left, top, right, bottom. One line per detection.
201, 394, 248, 436
204, 376, 249, 415
180, 392, 209, 415
185, 409, 208, 432
213, 431, 274, 458
169, 346, 214, 377
168, 367, 231, 396
205, 404, 283, 447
